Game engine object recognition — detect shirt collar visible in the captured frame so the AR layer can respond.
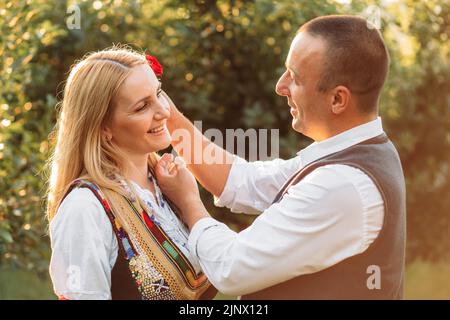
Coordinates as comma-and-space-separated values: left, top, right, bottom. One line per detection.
297, 117, 384, 167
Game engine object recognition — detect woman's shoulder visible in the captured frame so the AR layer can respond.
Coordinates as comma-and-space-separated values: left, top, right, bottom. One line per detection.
49, 187, 118, 300
59, 186, 104, 214
50, 187, 110, 234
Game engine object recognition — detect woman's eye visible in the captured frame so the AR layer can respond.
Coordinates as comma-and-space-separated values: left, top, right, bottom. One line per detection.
136, 103, 148, 112
157, 90, 162, 98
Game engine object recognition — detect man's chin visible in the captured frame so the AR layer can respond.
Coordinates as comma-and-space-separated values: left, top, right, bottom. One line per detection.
292, 118, 303, 133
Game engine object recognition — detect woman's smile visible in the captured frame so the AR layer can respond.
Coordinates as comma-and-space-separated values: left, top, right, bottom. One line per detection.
147, 123, 168, 136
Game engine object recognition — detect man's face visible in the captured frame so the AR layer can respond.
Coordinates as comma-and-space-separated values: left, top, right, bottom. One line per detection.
276, 32, 330, 140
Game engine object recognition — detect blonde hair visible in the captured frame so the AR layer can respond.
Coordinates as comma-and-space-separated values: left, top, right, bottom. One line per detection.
46, 45, 159, 221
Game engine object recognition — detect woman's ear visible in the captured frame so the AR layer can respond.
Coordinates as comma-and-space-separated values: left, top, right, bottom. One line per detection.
102, 126, 113, 141
330, 85, 351, 115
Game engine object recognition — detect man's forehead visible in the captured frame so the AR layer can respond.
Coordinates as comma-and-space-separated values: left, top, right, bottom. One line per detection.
286, 32, 326, 68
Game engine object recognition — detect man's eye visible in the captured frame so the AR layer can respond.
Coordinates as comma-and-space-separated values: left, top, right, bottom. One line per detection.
290, 73, 300, 85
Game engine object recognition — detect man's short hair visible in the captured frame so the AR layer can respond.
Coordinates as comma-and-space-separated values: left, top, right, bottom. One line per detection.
299, 15, 390, 113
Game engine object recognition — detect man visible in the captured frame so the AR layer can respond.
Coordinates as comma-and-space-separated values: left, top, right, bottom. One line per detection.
160, 15, 406, 299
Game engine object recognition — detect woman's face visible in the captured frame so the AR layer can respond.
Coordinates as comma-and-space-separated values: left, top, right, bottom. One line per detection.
107, 64, 171, 156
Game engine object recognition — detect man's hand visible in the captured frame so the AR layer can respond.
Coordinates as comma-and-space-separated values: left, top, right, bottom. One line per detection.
161, 90, 183, 132
159, 90, 233, 199
155, 153, 199, 207
155, 153, 210, 229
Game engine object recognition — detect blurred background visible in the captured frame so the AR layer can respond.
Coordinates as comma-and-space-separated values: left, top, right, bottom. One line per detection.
0, 0, 449, 299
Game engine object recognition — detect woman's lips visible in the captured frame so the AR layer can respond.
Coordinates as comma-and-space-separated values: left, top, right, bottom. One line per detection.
147, 124, 167, 136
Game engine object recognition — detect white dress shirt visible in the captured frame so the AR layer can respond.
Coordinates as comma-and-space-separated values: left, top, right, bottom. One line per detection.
49, 178, 202, 300
188, 117, 385, 296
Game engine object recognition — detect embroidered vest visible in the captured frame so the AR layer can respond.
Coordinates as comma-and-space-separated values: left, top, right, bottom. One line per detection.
65, 180, 211, 300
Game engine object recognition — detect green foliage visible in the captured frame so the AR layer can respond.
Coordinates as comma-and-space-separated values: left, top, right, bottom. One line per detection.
0, 0, 65, 272
380, 0, 450, 262
404, 260, 450, 299
0, 0, 449, 284
0, 266, 55, 299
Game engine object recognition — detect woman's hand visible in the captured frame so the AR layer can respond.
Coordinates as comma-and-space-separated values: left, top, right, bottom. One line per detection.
155, 153, 201, 210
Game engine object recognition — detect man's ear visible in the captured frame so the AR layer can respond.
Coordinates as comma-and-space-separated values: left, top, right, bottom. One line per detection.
330, 85, 351, 115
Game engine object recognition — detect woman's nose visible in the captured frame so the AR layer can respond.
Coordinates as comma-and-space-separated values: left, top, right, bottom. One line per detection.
275, 72, 290, 97
153, 100, 170, 119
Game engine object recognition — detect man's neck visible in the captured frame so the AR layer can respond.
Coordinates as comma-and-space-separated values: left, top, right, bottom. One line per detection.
314, 113, 378, 142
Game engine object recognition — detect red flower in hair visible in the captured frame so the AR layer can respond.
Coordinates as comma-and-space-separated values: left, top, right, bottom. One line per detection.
145, 54, 163, 79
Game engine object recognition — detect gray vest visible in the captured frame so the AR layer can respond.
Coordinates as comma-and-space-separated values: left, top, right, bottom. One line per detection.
242, 133, 406, 300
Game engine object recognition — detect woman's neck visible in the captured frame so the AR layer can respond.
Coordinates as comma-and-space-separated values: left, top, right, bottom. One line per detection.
123, 153, 153, 191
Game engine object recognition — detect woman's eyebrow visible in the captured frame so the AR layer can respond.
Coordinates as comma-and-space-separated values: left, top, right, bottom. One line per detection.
130, 95, 151, 109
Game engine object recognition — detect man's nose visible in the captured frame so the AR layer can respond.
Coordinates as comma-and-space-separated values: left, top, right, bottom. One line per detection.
275, 72, 290, 97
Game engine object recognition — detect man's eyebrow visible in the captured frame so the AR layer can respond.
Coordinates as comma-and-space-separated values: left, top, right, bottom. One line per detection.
285, 62, 300, 79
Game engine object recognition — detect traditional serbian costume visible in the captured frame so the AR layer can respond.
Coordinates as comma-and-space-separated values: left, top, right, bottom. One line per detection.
49, 172, 212, 300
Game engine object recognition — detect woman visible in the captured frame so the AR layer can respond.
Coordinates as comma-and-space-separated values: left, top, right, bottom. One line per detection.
47, 46, 214, 300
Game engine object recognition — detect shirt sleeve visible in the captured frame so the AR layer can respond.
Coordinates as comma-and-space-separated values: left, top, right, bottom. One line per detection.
189, 164, 384, 296
49, 188, 119, 300
214, 155, 302, 214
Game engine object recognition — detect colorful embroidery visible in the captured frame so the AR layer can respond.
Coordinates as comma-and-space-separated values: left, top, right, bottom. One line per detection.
68, 178, 208, 299
124, 196, 206, 289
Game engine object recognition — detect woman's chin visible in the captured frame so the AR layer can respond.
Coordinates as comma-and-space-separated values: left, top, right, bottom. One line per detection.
147, 133, 172, 152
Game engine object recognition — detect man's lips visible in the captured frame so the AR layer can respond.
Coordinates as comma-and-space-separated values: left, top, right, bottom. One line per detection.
290, 107, 298, 117
288, 101, 299, 117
